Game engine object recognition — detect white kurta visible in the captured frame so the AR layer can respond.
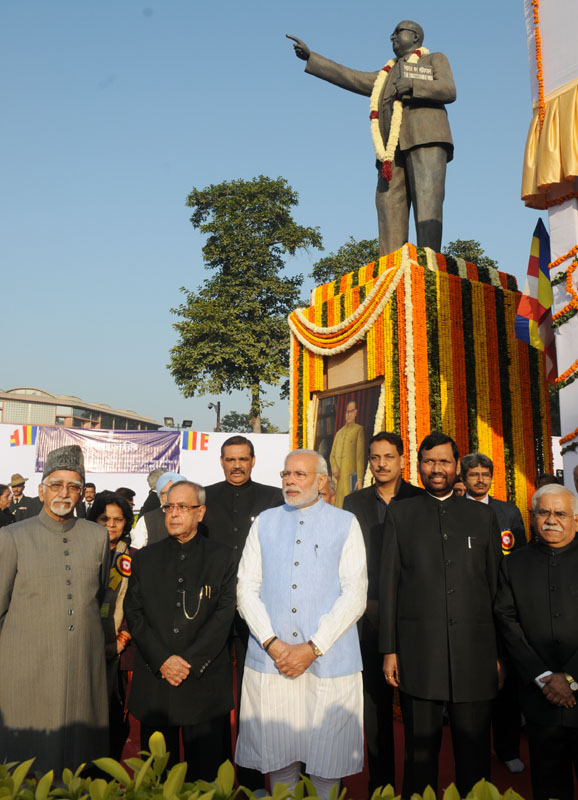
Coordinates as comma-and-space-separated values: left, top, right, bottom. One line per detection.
235, 503, 367, 778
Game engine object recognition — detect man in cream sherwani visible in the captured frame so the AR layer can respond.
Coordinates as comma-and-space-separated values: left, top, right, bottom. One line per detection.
235, 449, 368, 799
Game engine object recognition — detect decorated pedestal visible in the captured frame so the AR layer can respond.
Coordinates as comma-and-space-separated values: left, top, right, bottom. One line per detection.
288, 243, 552, 528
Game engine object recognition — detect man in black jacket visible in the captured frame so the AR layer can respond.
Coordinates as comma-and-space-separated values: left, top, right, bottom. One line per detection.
203, 435, 283, 787
125, 480, 236, 781
379, 432, 502, 798
495, 484, 578, 800
461, 451, 527, 773
343, 432, 422, 791
9, 473, 41, 521
203, 436, 283, 560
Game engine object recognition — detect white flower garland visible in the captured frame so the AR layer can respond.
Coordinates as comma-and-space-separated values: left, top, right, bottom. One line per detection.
403, 263, 418, 485
289, 246, 411, 356
363, 382, 387, 487
370, 48, 429, 181
306, 399, 315, 449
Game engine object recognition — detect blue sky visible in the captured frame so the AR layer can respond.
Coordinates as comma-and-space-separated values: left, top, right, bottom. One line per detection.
1, 1, 540, 431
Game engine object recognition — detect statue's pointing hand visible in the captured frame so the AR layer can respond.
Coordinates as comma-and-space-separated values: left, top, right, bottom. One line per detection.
286, 34, 310, 61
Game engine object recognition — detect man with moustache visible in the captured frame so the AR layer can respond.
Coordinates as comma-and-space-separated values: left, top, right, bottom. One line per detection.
203, 435, 283, 786
379, 432, 502, 798
462, 453, 527, 773
125, 481, 236, 781
0, 445, 109, 775
236, 450, 367, 799
8, 472, 41, 521
461, 453, 526, 557
203, 435, 283, 558
343, 432, 423, 791
76, 482, 96, 518
495, 485, 578, 800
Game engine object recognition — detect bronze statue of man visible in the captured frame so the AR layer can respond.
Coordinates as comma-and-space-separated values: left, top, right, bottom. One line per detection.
288, 22, 456, 256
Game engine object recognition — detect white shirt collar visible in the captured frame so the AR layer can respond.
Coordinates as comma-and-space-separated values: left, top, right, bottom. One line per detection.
427, 490, 454, 502
466, 492, 489, 504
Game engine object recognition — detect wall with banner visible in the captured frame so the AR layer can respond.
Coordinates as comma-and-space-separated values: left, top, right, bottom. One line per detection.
0, 423, 289, 509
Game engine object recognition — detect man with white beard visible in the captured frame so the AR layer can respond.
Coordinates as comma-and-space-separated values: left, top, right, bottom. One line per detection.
235, 449, 367, 799
0, 444, 110, 775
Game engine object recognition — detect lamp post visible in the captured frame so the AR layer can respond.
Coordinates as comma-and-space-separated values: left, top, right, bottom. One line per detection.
208, 401, 221, 432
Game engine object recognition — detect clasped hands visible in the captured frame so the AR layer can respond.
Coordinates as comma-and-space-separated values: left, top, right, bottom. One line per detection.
540, 673, 577, 708
265, 638, 316, 678
160, 654, 191, 686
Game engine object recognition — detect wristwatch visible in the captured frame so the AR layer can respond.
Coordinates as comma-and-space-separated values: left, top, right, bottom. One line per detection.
308, 639, 323, 658
565, 673, 578, 691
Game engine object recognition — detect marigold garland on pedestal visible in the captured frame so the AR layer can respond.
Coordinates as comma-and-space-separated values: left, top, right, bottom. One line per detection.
289, 244, 552, 528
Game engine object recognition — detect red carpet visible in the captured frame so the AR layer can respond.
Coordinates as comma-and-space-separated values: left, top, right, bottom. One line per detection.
342, 720, 534, 799
125, 715, 534, 797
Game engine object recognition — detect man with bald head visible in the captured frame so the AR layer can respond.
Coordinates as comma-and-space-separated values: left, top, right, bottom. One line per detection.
288, 20, 456, 255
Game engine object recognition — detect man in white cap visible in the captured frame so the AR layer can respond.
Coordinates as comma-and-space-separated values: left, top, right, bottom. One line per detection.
0, 444, 110, 775
131, 472, 187, 549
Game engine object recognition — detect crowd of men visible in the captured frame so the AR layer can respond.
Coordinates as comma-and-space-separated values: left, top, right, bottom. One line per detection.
0, 433, 578, 800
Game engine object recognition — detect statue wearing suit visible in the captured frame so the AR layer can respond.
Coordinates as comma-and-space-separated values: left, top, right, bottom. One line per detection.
288, 21, 456, 255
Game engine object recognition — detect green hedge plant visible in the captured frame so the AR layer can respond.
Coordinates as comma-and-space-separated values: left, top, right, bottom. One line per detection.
0, 732, 527, 800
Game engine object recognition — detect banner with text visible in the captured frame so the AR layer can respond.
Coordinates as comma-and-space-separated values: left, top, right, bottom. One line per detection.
35, 428, 181, 474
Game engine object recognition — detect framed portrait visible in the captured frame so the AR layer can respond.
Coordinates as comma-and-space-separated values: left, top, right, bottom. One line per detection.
313, 381, 382, 507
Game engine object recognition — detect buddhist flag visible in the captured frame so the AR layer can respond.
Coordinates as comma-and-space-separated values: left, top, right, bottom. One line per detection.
181, 431, 209, 451
515, 219, 557, 383
10, 425, 38, 446
22, 425, 38, 445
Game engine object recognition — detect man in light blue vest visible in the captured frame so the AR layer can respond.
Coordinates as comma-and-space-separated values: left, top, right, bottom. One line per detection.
235, 449, 368, 799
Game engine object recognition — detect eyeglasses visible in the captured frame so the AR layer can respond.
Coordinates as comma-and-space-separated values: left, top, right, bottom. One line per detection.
390, 27, 415, 41
162, 503, 202, 514
42, 481, 82, 494
535, 509, 574, 520
280, 470, 318, 480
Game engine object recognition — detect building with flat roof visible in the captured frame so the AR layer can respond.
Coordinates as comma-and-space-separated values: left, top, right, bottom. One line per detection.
0, 387, 160, 431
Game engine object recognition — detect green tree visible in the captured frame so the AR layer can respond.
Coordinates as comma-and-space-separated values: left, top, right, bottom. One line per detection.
220, 411, 280, 434
442, 239, 499, 270
311, 236, 379, 285
169, 176, 322, 433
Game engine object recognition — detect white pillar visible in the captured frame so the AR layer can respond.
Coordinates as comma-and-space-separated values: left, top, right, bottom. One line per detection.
548, 199, 578, 489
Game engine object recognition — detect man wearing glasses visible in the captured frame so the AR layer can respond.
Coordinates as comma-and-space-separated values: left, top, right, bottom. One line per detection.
235, 449, 367, 799
495, 484, 578, 800
125, 480, 236, 781
0, 445, 110, 775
